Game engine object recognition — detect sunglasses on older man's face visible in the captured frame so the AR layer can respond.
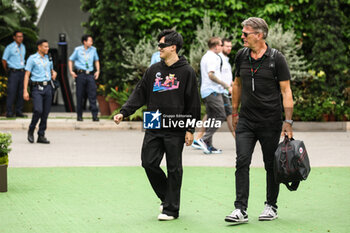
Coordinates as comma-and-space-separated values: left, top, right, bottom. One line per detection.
158, 43, 172, 49
242, 31, 258, 37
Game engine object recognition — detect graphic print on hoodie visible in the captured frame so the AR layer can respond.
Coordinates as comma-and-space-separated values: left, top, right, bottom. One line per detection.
153, 72, 180, 92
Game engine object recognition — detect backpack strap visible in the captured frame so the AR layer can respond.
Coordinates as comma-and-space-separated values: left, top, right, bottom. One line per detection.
269, 48, 278, 81
234, 47, 249, 75
284, 181, 300, 191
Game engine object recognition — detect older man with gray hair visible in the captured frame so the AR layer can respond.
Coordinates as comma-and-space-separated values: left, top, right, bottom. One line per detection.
225, 17, 294, 224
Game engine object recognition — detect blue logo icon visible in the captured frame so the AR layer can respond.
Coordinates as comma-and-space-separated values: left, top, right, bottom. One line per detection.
143, 110, 162, 129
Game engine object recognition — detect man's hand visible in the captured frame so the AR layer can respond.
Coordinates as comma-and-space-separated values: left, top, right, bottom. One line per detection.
52, 70, 57, 80
232, 114, 239, 132
94, 71, 100, 80
70, 71, 77, 79
228, 86, 233, 95
113, 113, 123, 125
185, 131, 194, 146
23, 90, 30, 101
281, 122, 293, 139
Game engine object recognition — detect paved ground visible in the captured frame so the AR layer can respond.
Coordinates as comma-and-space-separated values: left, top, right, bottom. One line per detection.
5, 129, 350, 168
1, 112, 349, 168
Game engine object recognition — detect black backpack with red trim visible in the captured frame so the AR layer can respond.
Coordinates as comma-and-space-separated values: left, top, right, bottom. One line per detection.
274, 136, 311, 191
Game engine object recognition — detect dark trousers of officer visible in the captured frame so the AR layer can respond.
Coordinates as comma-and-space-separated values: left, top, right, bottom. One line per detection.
29, 85, 52, 136
202, 92, 226, 147
234, 118, 282, 211
141, 131, 185, 218
6, 70, 25, 115
76, 73, 98, 118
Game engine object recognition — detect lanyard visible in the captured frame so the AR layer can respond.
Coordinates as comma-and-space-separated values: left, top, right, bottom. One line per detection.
83, 48, 90, 69
248, 55, 265, 92
39, 56, 49, 79
16, 44, 24, 65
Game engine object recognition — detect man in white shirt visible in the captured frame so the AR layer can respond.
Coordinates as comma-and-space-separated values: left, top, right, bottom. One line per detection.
219, 38, 234, 137
197, 37, 230, 154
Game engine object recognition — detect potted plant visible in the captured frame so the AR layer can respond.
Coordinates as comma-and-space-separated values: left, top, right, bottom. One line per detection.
96, 82, 110, 116
0, 132, 11, 192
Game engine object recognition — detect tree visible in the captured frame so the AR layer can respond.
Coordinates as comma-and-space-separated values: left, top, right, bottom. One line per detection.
0, 0, 38, 75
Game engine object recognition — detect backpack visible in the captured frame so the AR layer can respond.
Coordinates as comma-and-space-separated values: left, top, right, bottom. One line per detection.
274, 136, 311, 191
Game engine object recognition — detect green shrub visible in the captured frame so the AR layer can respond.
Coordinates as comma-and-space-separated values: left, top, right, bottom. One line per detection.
188, 11, 234, 75
0, 132, 12, 166
266, 22, 310, 81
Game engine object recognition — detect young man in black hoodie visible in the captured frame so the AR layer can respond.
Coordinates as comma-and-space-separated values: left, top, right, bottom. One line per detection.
114, 29, 201, 221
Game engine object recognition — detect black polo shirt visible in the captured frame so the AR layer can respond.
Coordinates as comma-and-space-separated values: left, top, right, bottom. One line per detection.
234, 45, 291, 122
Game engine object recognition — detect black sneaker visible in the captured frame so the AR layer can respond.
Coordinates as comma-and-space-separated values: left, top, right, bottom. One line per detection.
27, 130, 34, 143
77, 116, 83, 121
93, 116, 99, 122
37, 135, 50, 144
225, 209, 248, 224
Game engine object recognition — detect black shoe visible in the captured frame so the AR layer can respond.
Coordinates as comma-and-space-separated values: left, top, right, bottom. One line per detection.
27, 130, 34, 143
37, 135, 50, 144
16, 113, 27, 118
77, 116, 83, 121
93, 116, 99, 122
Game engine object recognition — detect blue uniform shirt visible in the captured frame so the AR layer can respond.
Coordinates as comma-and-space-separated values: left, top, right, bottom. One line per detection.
150, 51, 160, 66
25, 52, 53, 82
69, 45, 99, 72
2, 41, 26, 69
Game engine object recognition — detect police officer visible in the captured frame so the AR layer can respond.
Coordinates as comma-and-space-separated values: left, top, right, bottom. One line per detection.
68, 34, 100, 122
23, 39, 57, 144
2, 31, 26, 118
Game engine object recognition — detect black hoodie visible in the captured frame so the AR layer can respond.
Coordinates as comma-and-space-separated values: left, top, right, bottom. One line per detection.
120, 56, 201, 134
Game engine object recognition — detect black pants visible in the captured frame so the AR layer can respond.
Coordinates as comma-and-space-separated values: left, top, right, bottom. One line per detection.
234, 118, 282, 210
6, 70, 25, 115
141, 131, 185, 218
76, 73, 98, 118
29, 85, 52, 136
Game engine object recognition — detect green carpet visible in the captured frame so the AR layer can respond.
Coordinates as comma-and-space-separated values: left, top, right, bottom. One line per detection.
1, 167, 349, 233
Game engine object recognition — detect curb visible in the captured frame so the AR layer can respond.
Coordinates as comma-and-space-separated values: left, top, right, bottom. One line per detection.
0, 119, 349, 132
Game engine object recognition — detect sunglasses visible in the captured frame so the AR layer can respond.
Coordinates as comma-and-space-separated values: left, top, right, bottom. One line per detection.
158, 43, 172, 49
242, 31, 258, 37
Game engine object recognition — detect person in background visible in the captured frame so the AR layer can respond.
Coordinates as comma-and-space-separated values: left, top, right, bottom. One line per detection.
23, 39, 57, 144
195, 37, 230, 154
2, 31, 27, 118
150, 51, 161, 66
192, 38, 235, 149
69, 34, 100, 122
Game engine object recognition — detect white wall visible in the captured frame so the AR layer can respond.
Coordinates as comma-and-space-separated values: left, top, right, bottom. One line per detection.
37, 0, 90, 105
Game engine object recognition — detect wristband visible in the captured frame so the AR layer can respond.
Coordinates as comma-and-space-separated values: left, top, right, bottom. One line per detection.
232, 113, 238, 117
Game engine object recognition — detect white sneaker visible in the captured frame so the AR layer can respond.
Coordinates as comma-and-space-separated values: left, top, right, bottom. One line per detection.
258, 204, 278, 221
158, 213, 175, 221
191, 139, 202, 150
197, 139, 210, 154
225, 209, 248, 224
